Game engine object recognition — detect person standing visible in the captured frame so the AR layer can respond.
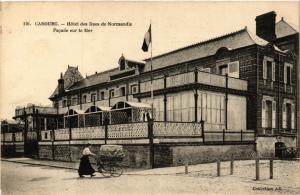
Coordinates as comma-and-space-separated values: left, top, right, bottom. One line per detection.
78, 143, 96, 177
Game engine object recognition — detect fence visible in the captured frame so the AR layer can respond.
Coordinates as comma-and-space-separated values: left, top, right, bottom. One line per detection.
203, 130, 255, 143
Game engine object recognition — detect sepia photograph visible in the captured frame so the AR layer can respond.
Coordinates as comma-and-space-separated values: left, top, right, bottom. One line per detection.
0, 1, 299, 194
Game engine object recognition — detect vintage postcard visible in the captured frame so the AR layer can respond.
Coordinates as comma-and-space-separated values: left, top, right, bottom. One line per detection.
1, 1, 299, 194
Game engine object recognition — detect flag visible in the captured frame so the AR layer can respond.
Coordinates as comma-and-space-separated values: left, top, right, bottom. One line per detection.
142, 25, 151, 52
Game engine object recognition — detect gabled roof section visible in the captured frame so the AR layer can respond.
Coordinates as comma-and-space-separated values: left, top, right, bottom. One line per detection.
49, 66, 83, 99
143, 27, 280, 72
67, 67, 119, 91
275, 18, 298, 39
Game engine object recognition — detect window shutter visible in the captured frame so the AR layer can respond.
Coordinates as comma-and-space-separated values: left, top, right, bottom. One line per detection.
284, 65, 287, 84
291, 104, 295, 129
263, 60, 267, 80
262, 100, 266, 128
228, 61, 239, 78
282, 103, 286, 128
272, 101, 276, 128
272, 62, 275, 81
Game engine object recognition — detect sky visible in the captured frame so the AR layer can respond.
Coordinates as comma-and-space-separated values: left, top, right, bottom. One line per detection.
1, 1, 299, 119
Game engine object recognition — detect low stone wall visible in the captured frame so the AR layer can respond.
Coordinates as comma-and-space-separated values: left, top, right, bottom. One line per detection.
170, 144, 256, 166
37, 142, 256, 168
256, 136, 297, 158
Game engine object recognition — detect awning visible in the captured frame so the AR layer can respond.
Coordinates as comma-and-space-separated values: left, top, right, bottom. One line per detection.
85, 105, 111, 113
65, 108, 85, 115
111, 101, 151, 110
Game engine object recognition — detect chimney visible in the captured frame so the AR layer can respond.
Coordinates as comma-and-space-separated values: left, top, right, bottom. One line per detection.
58, 73, 65, 94
255, 11, 277, 42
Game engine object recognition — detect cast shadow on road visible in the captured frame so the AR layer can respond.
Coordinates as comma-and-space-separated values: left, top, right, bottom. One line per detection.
62, 176, 113, 181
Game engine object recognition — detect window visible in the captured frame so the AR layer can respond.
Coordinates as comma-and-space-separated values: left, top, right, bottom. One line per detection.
267, 61, 272, 81
286, 103, 292, 129
109, 89, 114, 98
287, 66, 291, 85
82, 95, 87, 103
284, 63, 292, 86
71, 97, 77, 106
262, 98, 276, 129
100, 91, 105, 100
91, 93, 96, 102
263, 57, 275, 82
283, 101, 295, 130
62, 100, 67, 107
218, 65, 228, 75
265, 100, 272, 128
131, 85, 138, 94
120, 87, 126, 96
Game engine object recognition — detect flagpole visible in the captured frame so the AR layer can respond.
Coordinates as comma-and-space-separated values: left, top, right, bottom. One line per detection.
150, 20, 154, 120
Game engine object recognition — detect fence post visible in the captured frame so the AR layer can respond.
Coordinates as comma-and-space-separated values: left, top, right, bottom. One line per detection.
104, 118, 109, 144
230, 155, 234, 175
241, 129, 243, 142
200, 120, 205, 143
52, 129, 55, 160
217, 159, 221, 177
270, 158, 273, 179
185, 160, 189, 174
255, 158, 260, 180
223, 129, 225, 142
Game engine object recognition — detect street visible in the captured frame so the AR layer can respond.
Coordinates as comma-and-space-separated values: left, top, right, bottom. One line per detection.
1, 160, 300, 195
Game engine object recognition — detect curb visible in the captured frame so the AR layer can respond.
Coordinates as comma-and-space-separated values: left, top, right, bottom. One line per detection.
1, 159, 77, 170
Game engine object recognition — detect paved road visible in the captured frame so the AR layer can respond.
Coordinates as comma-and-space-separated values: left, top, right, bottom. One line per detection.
1, 160, 300, 195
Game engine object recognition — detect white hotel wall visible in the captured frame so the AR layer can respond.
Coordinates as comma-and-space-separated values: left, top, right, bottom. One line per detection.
227, 95, 247, 131
142, 90, 247, 131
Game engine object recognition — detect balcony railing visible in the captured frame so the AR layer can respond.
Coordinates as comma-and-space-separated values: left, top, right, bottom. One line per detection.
198, 71, 226, 88
167, 72, 194, 88
15, 106, 57, 117
139, 70, 248, 93
140, 77, 165, 93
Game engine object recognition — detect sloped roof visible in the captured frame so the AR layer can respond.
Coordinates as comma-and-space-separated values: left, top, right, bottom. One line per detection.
49, 66, 83, 99
275, 18, 298, 39
144, 27, 282, 72
68, 67, 119, 91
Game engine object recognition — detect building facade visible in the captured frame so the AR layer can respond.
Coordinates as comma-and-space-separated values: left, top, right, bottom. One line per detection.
2, 11, 298, 167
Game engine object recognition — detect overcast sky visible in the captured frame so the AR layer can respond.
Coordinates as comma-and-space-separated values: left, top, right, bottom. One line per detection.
1, 1, 299, 119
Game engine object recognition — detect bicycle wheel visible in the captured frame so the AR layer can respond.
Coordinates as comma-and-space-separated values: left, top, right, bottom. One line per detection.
100, 164, 112, 177
111, 164, 123, 177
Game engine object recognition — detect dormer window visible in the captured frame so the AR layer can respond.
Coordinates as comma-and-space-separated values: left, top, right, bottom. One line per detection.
100, 91, 105, 100
219, 65, 228, 75
120, 58, 126, 71
82, 95, 87, 103
109, 89, 115, 98
120, 87, 126, 96
62, 100, 67, 107
91, 93, 96, 102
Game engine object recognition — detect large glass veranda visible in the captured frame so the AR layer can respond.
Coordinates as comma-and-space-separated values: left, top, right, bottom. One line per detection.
63, 101, 152, 127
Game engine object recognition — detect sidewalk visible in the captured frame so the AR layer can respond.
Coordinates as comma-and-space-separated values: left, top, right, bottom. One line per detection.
2, 157, 300, 176
1, 157, 146, 174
